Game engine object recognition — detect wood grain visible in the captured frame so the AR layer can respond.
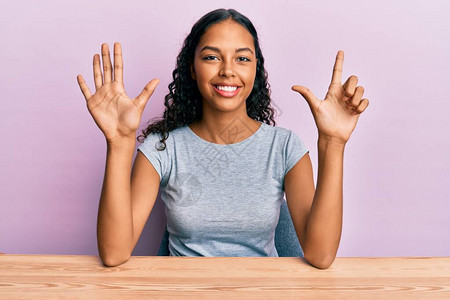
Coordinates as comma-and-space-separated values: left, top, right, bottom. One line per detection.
1, 255, 449, 299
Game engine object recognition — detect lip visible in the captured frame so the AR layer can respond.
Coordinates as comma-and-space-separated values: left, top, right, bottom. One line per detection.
213, 82, 241, 87
211, 83, 242, 98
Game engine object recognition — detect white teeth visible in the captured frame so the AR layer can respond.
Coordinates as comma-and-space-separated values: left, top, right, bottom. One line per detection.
216, 85, 238, 92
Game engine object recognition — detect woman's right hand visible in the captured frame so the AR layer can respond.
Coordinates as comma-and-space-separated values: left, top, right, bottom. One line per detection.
76, 42, 159, 144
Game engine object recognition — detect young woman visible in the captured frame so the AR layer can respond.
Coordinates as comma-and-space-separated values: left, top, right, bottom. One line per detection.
76, 9, 369, 269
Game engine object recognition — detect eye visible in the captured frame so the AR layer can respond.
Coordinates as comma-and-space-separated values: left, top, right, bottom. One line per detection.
203, 55, 219, 61
237, 57, 251, 62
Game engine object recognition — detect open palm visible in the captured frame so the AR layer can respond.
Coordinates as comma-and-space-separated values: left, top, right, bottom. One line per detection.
76, 42, 159, 143
292, 50, 369, 144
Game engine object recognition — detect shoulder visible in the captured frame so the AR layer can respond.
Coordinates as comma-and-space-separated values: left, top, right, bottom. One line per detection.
139, 125, 189, 149
263, 122, 293, 133
260, 123, 300, 142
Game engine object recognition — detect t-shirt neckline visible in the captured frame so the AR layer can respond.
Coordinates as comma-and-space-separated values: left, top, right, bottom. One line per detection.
186, 121, 265, 147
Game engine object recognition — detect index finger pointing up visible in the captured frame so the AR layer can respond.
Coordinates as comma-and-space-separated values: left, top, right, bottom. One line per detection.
330, 50, 344, 85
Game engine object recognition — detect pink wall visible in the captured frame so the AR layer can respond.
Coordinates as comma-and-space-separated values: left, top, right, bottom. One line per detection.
1, 0, 449, 257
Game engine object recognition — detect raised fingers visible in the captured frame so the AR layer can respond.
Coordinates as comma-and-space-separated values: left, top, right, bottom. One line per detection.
101, 43, 113, 84
136, 79, 160, 108
93, 54, 102, 90
330, 50, 344, 86
113, 42, 123, 83
77, 74, 92, 101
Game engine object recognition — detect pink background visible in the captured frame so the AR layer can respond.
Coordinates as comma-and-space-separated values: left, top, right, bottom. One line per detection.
1, 0, 449, 257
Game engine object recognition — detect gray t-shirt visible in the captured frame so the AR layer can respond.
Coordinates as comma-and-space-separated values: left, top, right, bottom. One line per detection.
137, 121, 308, 257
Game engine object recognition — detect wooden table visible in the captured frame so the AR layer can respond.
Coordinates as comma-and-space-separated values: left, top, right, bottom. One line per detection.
1, 255, 449, 299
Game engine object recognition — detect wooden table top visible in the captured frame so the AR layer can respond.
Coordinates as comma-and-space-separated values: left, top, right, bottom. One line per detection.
1, 255, 449, 299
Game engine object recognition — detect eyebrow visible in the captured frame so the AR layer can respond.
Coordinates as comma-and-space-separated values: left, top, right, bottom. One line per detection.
200, 46, 254, 55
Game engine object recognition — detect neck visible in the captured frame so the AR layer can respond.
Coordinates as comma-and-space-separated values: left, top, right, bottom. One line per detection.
189, 113, 261, 145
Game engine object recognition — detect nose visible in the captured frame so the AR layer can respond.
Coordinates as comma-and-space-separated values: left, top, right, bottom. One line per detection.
219, 59, 235, 78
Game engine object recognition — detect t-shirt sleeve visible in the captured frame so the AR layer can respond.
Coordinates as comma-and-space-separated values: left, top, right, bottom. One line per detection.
137, 133, 169, 184
284, 130, 309, 176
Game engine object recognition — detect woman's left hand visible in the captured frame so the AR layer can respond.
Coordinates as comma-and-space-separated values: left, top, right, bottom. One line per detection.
292, 50, 369, 144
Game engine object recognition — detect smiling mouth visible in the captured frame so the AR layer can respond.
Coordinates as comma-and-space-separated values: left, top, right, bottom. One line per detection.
213, 85, 239, 92
212, 84, 241, 97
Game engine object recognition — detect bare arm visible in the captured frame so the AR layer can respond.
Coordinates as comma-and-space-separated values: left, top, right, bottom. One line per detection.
97, 137, 135, 266
303, 137, 344, 268
97, 137, 161, 267
76, 42, 160, 267
285, 137, 344, 269
288, 50, 369, 269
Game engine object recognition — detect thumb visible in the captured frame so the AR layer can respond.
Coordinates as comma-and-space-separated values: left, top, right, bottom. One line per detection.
291, 85, 317, 108
136, 78, 160, 108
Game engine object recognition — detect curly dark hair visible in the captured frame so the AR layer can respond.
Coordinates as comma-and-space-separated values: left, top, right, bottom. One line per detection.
137, 8, 277, 150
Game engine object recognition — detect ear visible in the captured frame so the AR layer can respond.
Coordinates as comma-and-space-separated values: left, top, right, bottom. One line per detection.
190, 64, 196, 80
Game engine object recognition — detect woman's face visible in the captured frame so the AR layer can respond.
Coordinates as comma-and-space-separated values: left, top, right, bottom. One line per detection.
191, 19, 257, 113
